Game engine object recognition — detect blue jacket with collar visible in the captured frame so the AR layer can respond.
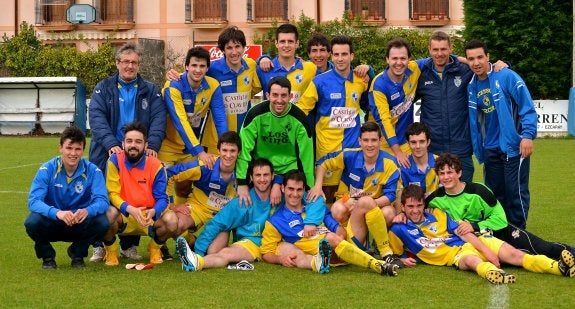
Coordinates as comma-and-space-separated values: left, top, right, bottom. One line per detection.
467, 65, 537, 163
88, 72, 166, 171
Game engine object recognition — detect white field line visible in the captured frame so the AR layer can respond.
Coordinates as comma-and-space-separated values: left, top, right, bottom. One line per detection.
0, 162, 43, 172
486, 284, 509, 309
0, 190, 28, 194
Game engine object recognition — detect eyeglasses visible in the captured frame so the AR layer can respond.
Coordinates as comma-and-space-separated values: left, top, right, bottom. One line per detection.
118, 60, 139, 66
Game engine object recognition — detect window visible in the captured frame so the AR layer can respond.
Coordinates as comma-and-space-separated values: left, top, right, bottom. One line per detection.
346, 0, 385, 20
248, 0, 287, 22
93, 0, 134, 23
410, 0, 449, 21
35, 0, 74, 25
185, 0, 227, 22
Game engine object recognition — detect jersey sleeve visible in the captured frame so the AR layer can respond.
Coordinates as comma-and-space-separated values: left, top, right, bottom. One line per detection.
194, 198, 246, 256
297, 81, 319, 115
151, 164, 169, 220
237, 112, 260, 184
208, 82, 229, 137
369, 77, 398, 147
106, 155, 129, 215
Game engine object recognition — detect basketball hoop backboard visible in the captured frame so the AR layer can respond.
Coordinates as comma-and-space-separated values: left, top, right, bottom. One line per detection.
66, 4, 96, 24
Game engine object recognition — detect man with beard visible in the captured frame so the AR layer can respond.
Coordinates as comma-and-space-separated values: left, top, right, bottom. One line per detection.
101, 122, 173, 266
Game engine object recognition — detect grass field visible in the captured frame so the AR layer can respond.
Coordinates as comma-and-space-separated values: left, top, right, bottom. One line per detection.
1, 136, 574, 308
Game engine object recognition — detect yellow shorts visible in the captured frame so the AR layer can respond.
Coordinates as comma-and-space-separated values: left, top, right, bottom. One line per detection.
453, 235, 504, 266
119, 208, 166, 236
187, 204, 217, 230
233, 238, 262, 261
158, 151, 194, 168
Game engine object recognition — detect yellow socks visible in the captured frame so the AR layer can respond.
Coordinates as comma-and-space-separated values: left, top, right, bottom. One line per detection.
522, 254, 560, 275
335, 239, 381, 273
365, 207, 392, 256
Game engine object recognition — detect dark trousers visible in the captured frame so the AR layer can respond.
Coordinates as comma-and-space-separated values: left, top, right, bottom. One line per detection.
25, 212, 109, 259
484, 148, 530, 229
459, 155, 475, 184
493, 224, 573, 261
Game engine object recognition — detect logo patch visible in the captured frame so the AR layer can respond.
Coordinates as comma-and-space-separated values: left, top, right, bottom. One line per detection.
454, 76, 462, 87
75, 181, 84, 193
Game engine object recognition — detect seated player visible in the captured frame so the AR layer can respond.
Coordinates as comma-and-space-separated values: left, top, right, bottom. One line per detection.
427, 153, 575, 261
260, 170, 399, 276
102, 122, 174, 266
25, 126, 109, 269
310, 121, 401, 226
174, 158, 275, 272
389, 185, 575, 284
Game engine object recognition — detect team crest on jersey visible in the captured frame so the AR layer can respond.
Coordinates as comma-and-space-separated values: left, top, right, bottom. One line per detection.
454, 76, 462, 87
371, 178, 378, 187
74, 181, 84, 193
351, 91, 358, 102
325, 170, 333, 178
295, 74, 303, 84
284, 123, 293, 132
141, 98, 148, 110
495, 80, 501, 89
243, 76, 250, 86
429, 225, 437, 233
201, 96, 207, 106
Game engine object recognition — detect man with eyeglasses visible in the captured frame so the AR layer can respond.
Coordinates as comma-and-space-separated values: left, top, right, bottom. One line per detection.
88, 42, 167, 263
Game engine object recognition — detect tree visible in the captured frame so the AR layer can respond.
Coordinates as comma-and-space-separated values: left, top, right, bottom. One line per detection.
463, 0, 572, 99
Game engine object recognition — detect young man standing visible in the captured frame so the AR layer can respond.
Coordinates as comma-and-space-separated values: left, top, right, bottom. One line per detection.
390, 185, 575, 284
174, 159, 274, 272
236, 76, 314, 207
369, 38, 422, 168
465, 39, 538, 230
102, 122, 173, 266
25, 126, 109, 269
298, 35, 370, 203
260, 170, 399, 276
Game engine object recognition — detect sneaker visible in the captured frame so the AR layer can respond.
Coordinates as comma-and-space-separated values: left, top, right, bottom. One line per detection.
486, 269, 516, 284
42, 257, 57, 270
160, 245, 173, 261
67, 246, 85, 268
89, 246, 105, 262
382, 254, 404, 268
148, 242, 164, 264
175, 236, 199, 272
227, 260, 254, 271
120, 246, 143, 261
558, 249, 575, 277
104, 243, 119, 266
379, 261, 399, 277
313, 238, 331, 274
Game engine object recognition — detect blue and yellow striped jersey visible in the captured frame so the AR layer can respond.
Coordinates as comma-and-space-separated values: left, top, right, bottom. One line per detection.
400, 153, 440, 195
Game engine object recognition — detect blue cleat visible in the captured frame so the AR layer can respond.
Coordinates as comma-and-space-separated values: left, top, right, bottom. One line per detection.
175, 237, 199, 272
315, 238, 331, 274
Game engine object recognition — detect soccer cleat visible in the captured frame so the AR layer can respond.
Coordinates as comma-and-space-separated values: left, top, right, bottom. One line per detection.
103, 243, 119, 266
558, 249, 575, 277
148, 242, 164, 264
42, 257, 57, 270
382, 254, 404, 268
67, 245, 85, 268
227, 260, 255, 271
175, 236, 199, 272
379, 261, 399, 277
160, 245, 173, 261
120, 246, 143, 261
486, 269, 516, 284
313, 238, 331, 274
89, 246, 105, 262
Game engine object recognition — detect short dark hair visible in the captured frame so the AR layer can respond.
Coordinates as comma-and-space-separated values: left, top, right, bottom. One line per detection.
386, 38, 411, 58
465, 39, 488, 55
435, 153, 462, 173
60, 126, 86, 149
401, 184, 425, 205
123, 121, 148, 141
276, 23, 299, 41
330, 35, 353, 54
405, 122, 430, 141
307, 33, 331, 54
283, 169, 306, 186
429, 31, 451, 46
249, 158, 274, 176
360, 121, 382, 138
217, 131, 241, 152
267, 76, 291, 94
185, 47, 210, 67
218, 26, 246, 51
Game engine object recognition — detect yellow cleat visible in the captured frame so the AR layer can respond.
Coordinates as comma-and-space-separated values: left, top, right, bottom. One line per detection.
103, 243, 119, 266
148, 241, 164, 264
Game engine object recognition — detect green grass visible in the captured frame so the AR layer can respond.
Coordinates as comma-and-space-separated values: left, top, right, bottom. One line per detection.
1, 137, 574, 308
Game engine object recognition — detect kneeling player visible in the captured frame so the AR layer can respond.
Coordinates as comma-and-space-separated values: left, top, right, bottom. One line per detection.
389, 185, 575, 284
261, 170, 399, 276
102, 122, 176, 266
